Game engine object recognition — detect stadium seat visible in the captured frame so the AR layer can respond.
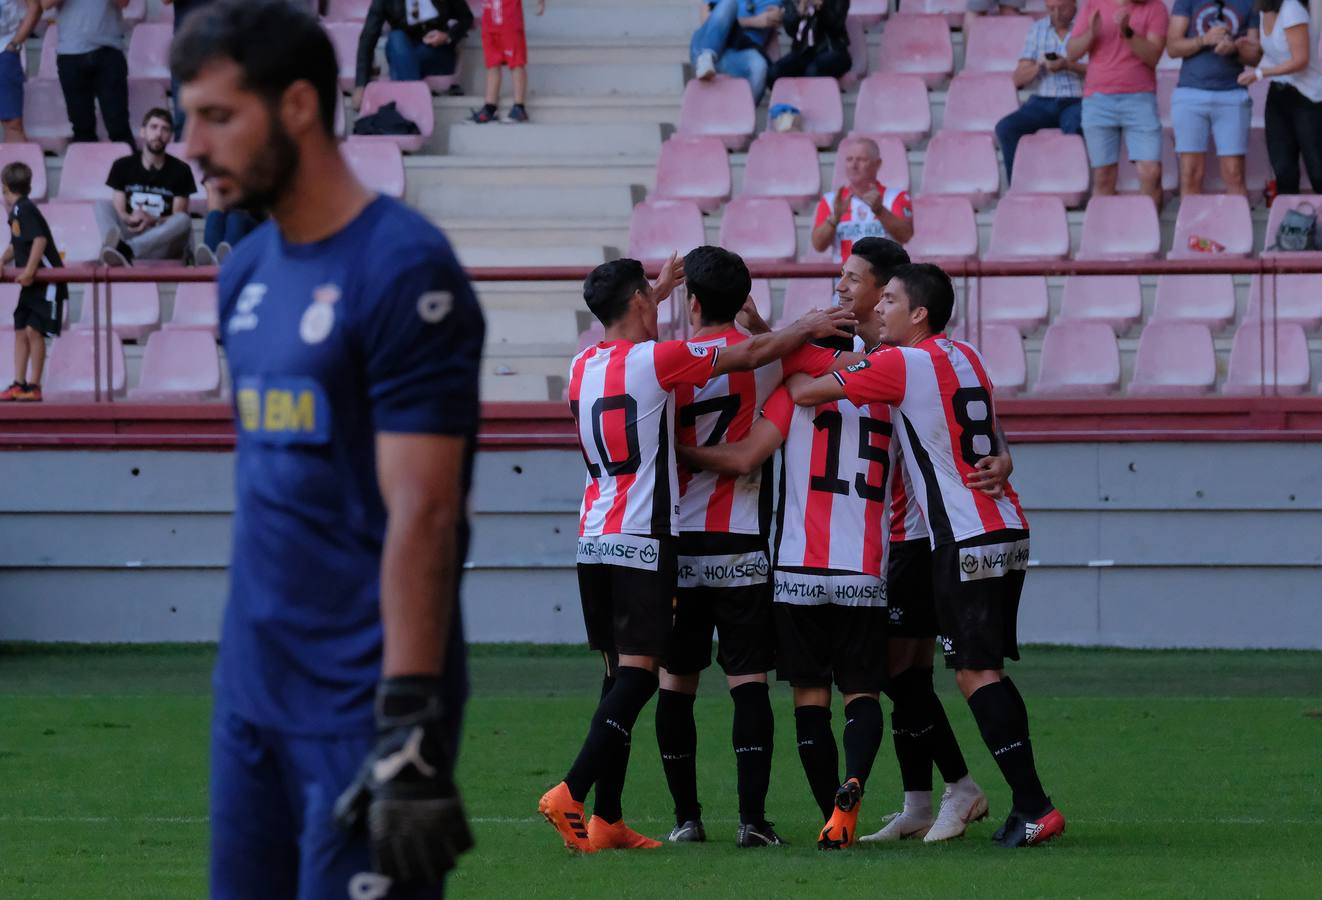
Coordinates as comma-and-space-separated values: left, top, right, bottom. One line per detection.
1129, 322, 1217, 396
0, 144, 47, 201
128, 79, 170, 133
766, 77, 844, 148
906, 196, 978, 261
740, 132, 821, 212
986, 195, 1070, 260
1168, 194, 1253, 258
74, 283, 162, 342
45, 330, 127, 401
920, 132, 1000, 210
40, 202, 103, 264
127, 23, 172, 87
1245, 275, 1322, 330
653, 135, 731, 213
627, 200, 705, 267
325, 0, 371, 20
678, 76, 756, 151
1060, 275, 1144, 332
941, 74, 1020, 135
1261, 195, 1322, 258
1224, 321, 1311, 394
967, 277, 1049, 333
1156, 68, 1179, 128
122, 0, 145, 23
357, 81, 434, 153
848, 0, 888, 26
1152, 275, 1236, 330
35, 23, 58, 79
971, 322, 1027, 395
876, 15, 953, 88
326, 21, 362, 93
162, 142, 210, 214
830, 134, 910, 192
1007, 132, 1090, 207
1115, 131, 1180, 196
963, 15, 1035, 74
57, 143, 123, 201
128, 330, 223, 401
165, 282, 220, 336
749, 278, 772, 321
1077, 195, 1161, 259
778, 278, 835, 327
576, 321, 605, 352
904, 0, 965, 27
1035, 321, 1121, 395
342, 139, 406, 198
841, 15, 870, 88
853, 74, 930, 147
1249, 73, 1268, 127
718, 197, 797, 262
23, 79, 72, 153
1202, 128, 1271, 197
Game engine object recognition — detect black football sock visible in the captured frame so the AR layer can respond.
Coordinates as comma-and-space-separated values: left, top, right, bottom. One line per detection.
655, 688, 701, 824
564, 665, 658, 819
967, 679, 1050, 818
842, 696, 884, 790
591, 675, 630, 824
909, 667, 970, 784
888, 685, 933, 793
794, 705, 839, 821
730, 682, 774, 826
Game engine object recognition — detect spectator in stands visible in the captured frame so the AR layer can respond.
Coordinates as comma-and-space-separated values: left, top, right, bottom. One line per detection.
194, 177, 259, 266
966, 0, 1027, 35
768, 0, 851, 85
44, 0, 135, 147
811, 136, 913, 261
96, 108, 197, 266
690, 0, 782, 105
995, 0, 1087, 183
1067, 0, 1170, 207
1240, 0, 1322, 195
1, 161, 66, 403
1167, 0, 1260, 196
352, 0, 474, 114
0, 1, 38, 144
472, 0, 543, 123
161, 1, 220, 134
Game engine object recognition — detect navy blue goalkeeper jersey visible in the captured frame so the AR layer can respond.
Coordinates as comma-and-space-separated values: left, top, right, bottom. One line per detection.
216, 195, 484, 736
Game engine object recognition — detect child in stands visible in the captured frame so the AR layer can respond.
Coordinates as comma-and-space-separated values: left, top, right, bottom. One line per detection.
1, 161, 67, 402
472, 0, 545, 123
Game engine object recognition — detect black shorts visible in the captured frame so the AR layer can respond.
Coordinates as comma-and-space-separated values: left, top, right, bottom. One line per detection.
931, 529, 1030, 671
665, 532, 775, 676
577, 533, 677, 659
13, 284, 63, 337
772, 568, 888, 694
886, 539, 940, 639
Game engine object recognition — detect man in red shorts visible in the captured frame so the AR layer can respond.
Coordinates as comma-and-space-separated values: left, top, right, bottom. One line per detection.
472, 0, 544, 123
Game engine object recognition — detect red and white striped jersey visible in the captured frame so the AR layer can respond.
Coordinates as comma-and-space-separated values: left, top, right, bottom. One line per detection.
569, 339, 719, 537
835, 334, 1028, 546
762, 385, 895, 576
889, 443, 929, 544
813, 180, 914, 263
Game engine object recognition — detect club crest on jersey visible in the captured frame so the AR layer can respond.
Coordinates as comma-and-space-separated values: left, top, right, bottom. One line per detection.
227, 283, 266, 334
348, 872, 393, 900
299, 283, 340, 345
417, 290, 452, 324
845, 359, 871, 373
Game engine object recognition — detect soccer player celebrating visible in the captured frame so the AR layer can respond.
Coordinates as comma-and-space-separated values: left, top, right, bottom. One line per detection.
537, 256, 855, 853
787, 263, 1067, 848
174, 2, 482, 896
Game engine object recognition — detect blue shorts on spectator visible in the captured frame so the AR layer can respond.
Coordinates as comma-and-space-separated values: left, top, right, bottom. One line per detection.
1171, 86, 1251, 156
1081, 90, 1161, 166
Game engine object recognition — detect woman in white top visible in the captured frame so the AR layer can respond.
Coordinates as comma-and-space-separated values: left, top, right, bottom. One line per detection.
1238, 0, 1322, 193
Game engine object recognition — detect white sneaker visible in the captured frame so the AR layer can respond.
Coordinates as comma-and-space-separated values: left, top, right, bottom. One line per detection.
695, 50, 717, 81
859, 809, 934, 842
924, 782, 989, 842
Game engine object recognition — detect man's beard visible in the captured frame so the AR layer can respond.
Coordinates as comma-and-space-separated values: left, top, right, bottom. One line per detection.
146, 138, 168, 155
201, 113, 299, 215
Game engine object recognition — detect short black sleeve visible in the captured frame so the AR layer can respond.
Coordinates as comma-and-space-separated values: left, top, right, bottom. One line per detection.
105, 156, 133, 193
165, 157, 197, 201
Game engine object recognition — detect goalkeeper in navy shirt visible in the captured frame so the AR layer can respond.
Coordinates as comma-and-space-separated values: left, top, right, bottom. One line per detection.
172, 2, 484, 896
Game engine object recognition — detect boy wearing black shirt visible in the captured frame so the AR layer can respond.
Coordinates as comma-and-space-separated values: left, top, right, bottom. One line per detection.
96, 107, 197, 265
1, 161, 67, 402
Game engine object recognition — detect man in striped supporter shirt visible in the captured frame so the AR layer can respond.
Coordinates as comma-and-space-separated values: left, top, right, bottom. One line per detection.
789, 263, 1066, 849
538, 255, 855, 854
810, 136, 914, 263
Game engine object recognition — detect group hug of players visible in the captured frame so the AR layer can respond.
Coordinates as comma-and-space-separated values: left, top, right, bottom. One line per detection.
537, 238, 1067, 854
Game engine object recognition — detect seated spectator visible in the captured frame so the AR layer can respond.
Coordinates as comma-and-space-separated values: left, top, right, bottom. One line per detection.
1167, 0, 1261, 196
811, 136, 913, 260
0, 1, 38, 144
1068, 0, 1170, 207
1240, 0, 1322, 195
352, 0, 474, 112
161, 0, 220, 134
96, 108, 197, 266
194, 177, 260, 266
768, 0, 851, 85
49, 0, 135, 147
690, 0, 782, 105
996, 0, 1087, 182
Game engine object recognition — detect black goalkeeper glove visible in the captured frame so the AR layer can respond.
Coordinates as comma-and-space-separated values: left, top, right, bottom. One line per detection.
334, 676, 474, 885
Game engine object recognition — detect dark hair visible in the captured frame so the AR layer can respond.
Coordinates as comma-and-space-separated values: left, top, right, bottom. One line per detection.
170, 0, 339, 136
684, 245, 751, 325
142, 106, 174, 129
2, 161, 31, 195
584, 258, 649, 326
889, 263, 955, 332
849, 237, 910, 287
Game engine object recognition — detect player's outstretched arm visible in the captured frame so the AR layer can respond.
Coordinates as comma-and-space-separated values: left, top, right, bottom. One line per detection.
785, 370, 848, 407
713, 307, 855, 376
679, 417, 785, 477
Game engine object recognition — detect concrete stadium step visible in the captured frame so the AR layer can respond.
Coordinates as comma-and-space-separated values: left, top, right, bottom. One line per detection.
480, 372, 560, 401
445, 122, 665, 157
485, 308, 587, 345
443, 218, 626, 249
419, 183, 641, 219
454, 40, 688, 66
519, 7, 695, 40
405, 156, 656, 192
476, 282, 585, 311
454, 245, 609, 268
434, 95, 681, 127
456, 60, 686, 98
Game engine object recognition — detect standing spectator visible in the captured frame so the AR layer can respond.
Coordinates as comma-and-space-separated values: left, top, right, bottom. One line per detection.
811, 136, 913, 260
1240, 0, 1322, 194
96, 108, 197, 266
472, 0, 544, 123
161, 0, 220, 134
1167, 0, 1261, 195
768, 0, 851, 85
0, 1, 38, 143
43, 0, 135, 147
690, 0, 782, 105
995, 0, 1087, 182
352, 0, 474, 113
1068, 0, 1170, 207
1, 161, 66, 403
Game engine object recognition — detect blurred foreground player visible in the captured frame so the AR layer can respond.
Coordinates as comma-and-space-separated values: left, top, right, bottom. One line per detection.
173, 2, 483, 895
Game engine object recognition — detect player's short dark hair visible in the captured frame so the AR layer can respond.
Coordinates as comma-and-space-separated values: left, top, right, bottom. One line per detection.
142, 107, 174, 130
849, 237, 910, 287
170, 0, 338, 136
583, 258, 649, 326
2, 161, 32, 196
889, 262, 955, 332
684, 245, 751, 325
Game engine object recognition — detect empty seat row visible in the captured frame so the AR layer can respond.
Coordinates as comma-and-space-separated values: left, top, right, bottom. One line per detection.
0, 282, 219, 341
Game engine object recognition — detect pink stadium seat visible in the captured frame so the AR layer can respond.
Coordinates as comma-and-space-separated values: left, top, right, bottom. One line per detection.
904, 0, 965, 26
326, 0, 372, 21
1202, 128, 1271, 197
45, 330, 127, 401
0, 144, 48, 201
1249, 74, 1268, 127
718, 197, 796, 262
972, 322, 1027, 395
326, 21, 362, 93
358, 81, 434, 153
654, 136, 731, 213
128, 78, 170, 132
963, 15, 1035, 74
627, 200, 705, 267
740, 132, 821, 212
986, 195, 1069, 260
1168, 194, 1253, 258
848, 0, 888, 26
1034, 321, 1121, 395
57, 143, 123, 201
1061, 275, 1144, 332
1115, 131, 1179, 195
577, 321, 605, 352
830, 134, 910, 192
40, 202, 103, 264
0, 283, 18, 329
166, 282, 220, 336
74, 283, 162, 342
1261, 195, 1322, 258
778, 278, 835, 327
876, 15, 953, 88
1129, 322, 1217, 396
122, 0, 146, 23
1008, 132, 1090, 207
679, 76, 756, 151
742, 278, 772, 323
967, 277, 1049, 333
164, 142, 209, 214
23, 79, 72, 153
1245, 275, 1322, 330
906, 196, 978, 261
1225, 321, 1311, 394
1077, 195, 1161, 260
766, 77, 844, 148
35, 23, 58, 79
129, 330, 223, 401
342, 139, 405, 198
841, 16, 870, 88
1156, 68, 1179, 128
854, 75, 930, 147
921, 132, 1000, 210
1152, 275, 1236, 330
942, 74, 1020, 135
127, 23, 173, 86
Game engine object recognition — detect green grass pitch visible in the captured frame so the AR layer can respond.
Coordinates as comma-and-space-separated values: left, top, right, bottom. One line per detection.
2, 644, 1320, 898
